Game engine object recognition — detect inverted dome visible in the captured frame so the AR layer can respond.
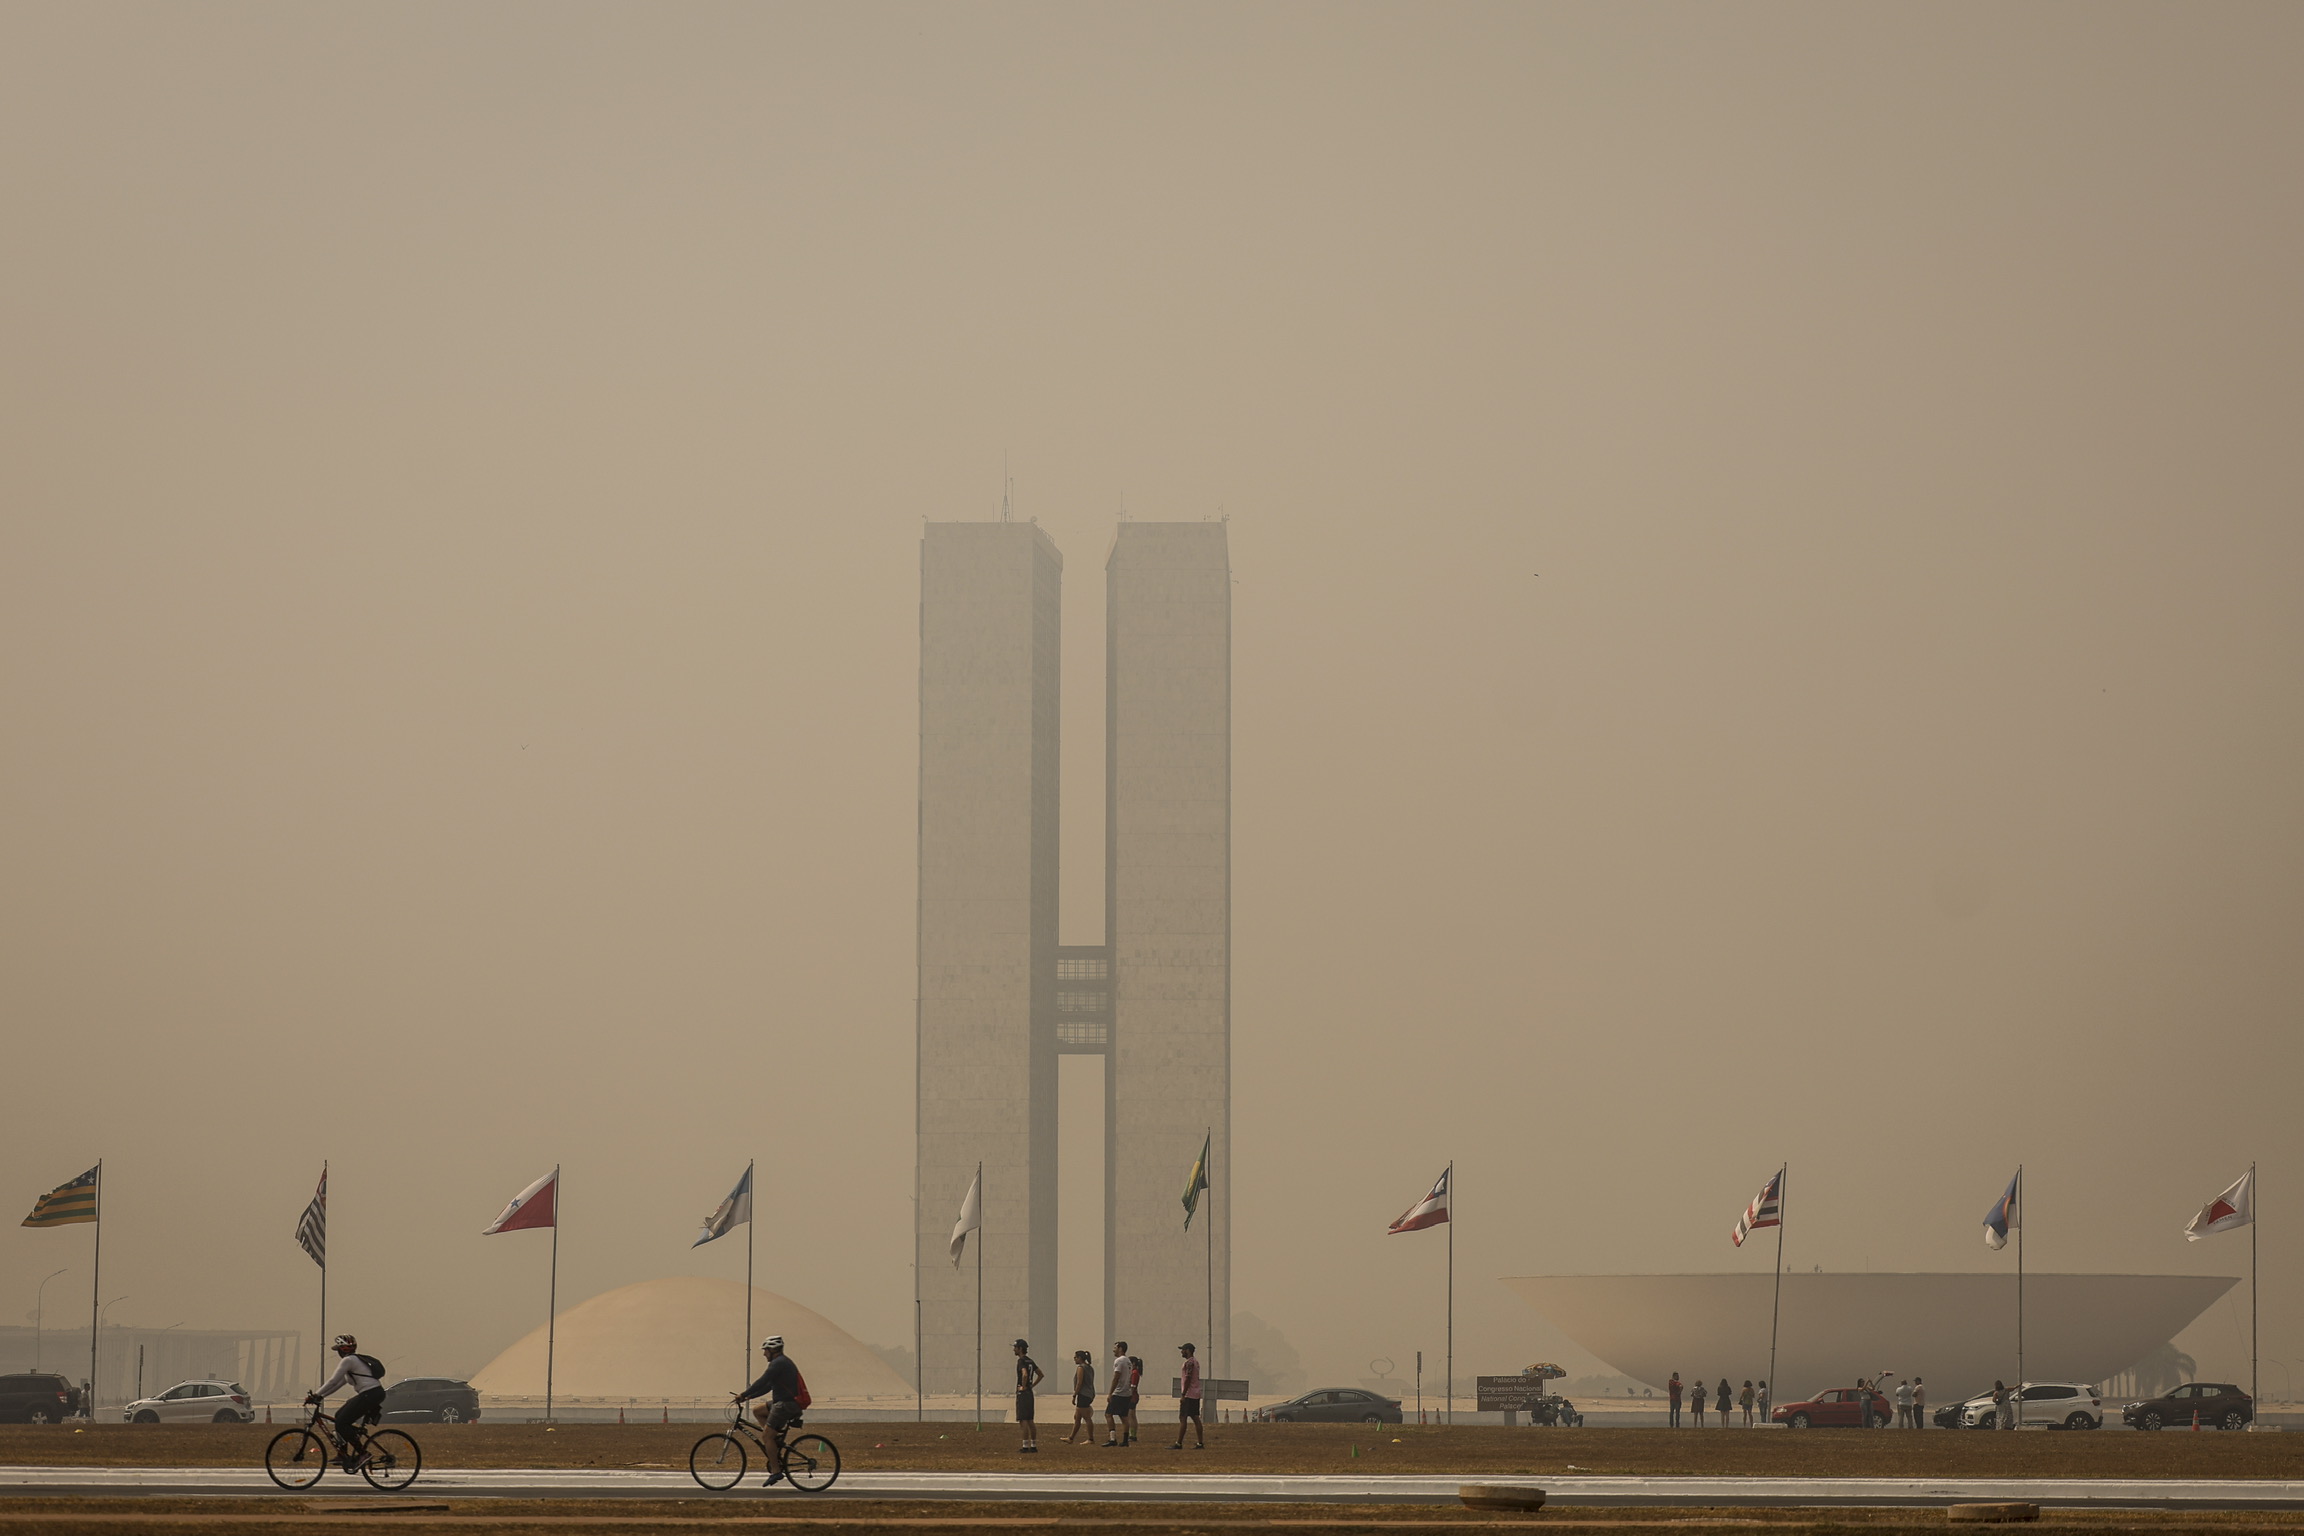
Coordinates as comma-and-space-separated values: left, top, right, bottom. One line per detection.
470, 1277, 910, 1400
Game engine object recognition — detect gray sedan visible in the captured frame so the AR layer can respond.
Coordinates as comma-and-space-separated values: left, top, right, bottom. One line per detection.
1257, 1388, 1403, 1424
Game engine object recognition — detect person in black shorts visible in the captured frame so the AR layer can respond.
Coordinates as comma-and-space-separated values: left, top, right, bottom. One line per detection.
1012, 1339, 1044, 1452
1064, 1350, 1097, 1444
1170, 1342, 1205, 1449
1104, 1340, 1134, 1447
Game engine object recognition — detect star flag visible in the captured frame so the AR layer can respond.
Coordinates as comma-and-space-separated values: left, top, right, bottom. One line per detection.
693, 1162, 754, 1248
1182, 1134, 1211, 1231
2185, 1170, 2255, 1241
1388, 1164, 1451, 1234
484, 1167, 559, 1234
1983, 1169, 2021, 1251
295, 1166, 327, 1268
22, 1167, 99, 1228
949, 1167, 981, 1266
1731, 1168, 1783, 1248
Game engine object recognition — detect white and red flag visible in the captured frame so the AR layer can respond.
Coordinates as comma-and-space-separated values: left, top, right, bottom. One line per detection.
1731, 1168, 1783, 1247
2185, 1170, 2255, 1241
484, 1167, 559, 1234
1388, 1164, 1451, 1234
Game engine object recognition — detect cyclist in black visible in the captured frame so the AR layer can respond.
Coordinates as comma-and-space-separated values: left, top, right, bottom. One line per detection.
306, 1335, 387, 1468
733, 1336, 805, 1483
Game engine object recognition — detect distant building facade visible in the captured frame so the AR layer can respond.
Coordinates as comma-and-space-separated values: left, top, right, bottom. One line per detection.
915, 520, 1229, 1394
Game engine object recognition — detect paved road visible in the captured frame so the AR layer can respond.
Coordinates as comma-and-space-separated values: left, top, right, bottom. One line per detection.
7, 1467, 2304, 1508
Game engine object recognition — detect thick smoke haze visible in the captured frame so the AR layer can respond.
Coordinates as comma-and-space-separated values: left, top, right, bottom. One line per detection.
3, 2, 2299, 1394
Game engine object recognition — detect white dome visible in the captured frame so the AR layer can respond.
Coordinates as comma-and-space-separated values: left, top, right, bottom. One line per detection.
470, 1277, 909, 1400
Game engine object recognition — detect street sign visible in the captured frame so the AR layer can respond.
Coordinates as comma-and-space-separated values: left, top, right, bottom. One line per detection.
1476, 1376, 1548, 1412
1171, 1377, 1250, 1401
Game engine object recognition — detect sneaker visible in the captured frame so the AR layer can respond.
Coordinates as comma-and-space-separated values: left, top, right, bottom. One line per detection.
762, 1471, 785, 1487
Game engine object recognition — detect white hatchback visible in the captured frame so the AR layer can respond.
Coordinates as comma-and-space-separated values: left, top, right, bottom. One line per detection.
1957, 1381, 2103, 1429
123, 1380, 254, 1424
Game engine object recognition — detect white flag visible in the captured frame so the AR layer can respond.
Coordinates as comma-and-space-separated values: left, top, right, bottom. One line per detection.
2185, 1170, 2255, 1241
949, 1167, 981, 1266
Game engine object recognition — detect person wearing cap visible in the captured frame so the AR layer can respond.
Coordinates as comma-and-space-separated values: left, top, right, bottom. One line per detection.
733, 1336, 806, 1483
305, 1335, 388, 1468
1170, 1343, 1205, 1450
1012, 1340, 1045, 1452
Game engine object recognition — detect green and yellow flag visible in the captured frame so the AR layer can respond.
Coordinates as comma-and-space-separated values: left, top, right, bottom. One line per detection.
23, 1166, 99, 1228
1182, 1134, 1210, 1230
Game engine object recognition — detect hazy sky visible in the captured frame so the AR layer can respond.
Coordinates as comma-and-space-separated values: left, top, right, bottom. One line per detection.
4, 1, 2300, 1394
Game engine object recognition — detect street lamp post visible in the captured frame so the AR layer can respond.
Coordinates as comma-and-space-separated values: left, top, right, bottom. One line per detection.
33, 1269, 67, 1371
93, 1296, 128, 1412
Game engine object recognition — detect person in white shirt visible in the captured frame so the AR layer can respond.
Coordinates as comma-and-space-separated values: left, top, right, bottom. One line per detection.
1104, 1342, 1136, 1446
305, 1335, 387, 1467
1894, 1378, 1915, 1427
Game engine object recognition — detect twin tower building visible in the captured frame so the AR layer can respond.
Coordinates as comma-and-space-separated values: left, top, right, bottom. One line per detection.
915, 519, 1231, 1392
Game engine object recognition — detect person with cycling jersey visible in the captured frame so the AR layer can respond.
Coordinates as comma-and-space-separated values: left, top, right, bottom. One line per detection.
733, 1336, 804, 1483
305, 1335, 387, 1467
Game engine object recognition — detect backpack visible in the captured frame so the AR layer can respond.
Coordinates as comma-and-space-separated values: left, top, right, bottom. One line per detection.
791, 1368, 811, 1410
357, 1355, 388, 1386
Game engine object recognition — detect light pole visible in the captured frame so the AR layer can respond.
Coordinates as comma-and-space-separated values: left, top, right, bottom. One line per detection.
33, 1269, 67, 1370
94, 1296, 128, 1412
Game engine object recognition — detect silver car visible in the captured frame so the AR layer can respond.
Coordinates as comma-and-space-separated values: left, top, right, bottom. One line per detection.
123, 1380, 254, 1424
1958, 1381, 2102, 1429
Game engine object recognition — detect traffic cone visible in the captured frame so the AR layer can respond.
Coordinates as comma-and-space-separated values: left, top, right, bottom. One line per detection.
618, 1407, 626, 1425
2193, 1408, 2201, 1432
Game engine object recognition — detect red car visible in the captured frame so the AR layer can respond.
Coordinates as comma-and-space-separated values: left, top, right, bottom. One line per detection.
1772, 1386, 1892, 1428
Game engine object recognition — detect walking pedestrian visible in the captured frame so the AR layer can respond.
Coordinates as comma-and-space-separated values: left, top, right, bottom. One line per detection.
1125, 1355, 1145, 1444
1668, 1372, 1683, 1428
1912, 1378, 1926, 1430
1064, 1351, 1096, 1444
1739, 1380, 1755, 1426
1715, 1379, 1731, 1426
1104, 1343, 1133, 1447
1170, 1343, 1205, 1450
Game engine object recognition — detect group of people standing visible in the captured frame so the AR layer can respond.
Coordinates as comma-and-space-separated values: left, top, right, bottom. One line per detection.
1012, 1338, 1207, 1453
1666, 1373, 1768, 1426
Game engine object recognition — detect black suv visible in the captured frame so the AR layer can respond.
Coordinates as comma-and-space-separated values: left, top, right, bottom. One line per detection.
380, 1377, 481, 1423
0, 1373, 83, 1424
2123, 1382, 2253, 1431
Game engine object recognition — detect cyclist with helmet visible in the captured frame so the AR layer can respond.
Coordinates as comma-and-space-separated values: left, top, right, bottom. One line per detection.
733, 1336, 807, 1483
306, 1335, 388, 1467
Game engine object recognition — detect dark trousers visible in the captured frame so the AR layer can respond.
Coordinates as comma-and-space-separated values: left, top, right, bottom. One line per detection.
1668, 1404, 1680, 1426
335, 1388, 386, 1454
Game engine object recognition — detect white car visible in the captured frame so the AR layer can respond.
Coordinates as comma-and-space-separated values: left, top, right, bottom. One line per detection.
1957, 1381, 2102, 1429
123, 1380, 254, 1424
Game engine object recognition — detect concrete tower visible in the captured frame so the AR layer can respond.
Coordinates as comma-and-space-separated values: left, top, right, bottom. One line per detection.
916, 517, 1228, 1395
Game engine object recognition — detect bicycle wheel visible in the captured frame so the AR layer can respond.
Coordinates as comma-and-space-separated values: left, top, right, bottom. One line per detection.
782, 1432, 840, 1492
264, 1428, 329, 1490
360, 1430, 421, 1490
689, 1432, 748, 1491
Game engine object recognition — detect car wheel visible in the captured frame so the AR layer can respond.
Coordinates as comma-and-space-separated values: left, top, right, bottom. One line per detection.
212, 1410, 240, 1424
2223, 1412, 2246, 1431
1789, 1412, 1811, 1428
27, 1409, 53, 1426
2065, 1413, 2091, 1430
133, 1410, 159, 1424
2140, 1411, 2163, 1431
439, 1405, 465, 1424
1361, 1414, 1384, 1425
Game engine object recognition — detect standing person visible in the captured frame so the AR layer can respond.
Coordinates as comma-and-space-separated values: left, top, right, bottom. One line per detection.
1689, 1380, 1706, 1427
1757, 1380, 1770, 1421
1012, 1340, 1044, 1453
1170, 1343, 1205, 1450
1104, 1342, 1132, 1447
1716, 1379, 1731, 1426
304, 1335, 387, 1470
1894, 1377, 1913, 1429
1064, 1351, 1097, 1444
1125, 1355, 1145, 1445
1990, 1381, 2008, 1430
1912, 1378, 1926, 1430
1668, 1372, 1683, 1428
1739, 1380, 1755, 1426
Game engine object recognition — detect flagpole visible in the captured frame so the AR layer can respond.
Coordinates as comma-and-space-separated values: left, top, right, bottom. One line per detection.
88, 1161, 102, 1417
1205, 1128, 1214, 1367
1445, 1160, 1455, 1427
546, 1169, 560, 1426
974, 1161, 983, 1431
744, 1159, 756, 1392
319, 1161, 328, 1387
1768, 1163, 1786, 1409
2014, 1164, 2024, 1425
2251, 1161, 2259, 1419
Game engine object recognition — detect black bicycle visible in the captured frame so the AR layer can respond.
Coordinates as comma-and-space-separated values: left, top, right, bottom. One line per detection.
264, 1402, 422, 1491
689, 1407, 839, 1492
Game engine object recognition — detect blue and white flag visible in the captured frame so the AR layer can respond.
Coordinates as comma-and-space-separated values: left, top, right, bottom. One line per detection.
693, 1162, 754, 1248
1983, 1169, 2021, 1251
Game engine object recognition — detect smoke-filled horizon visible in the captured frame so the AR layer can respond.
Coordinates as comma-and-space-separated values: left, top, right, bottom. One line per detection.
3, 1, 2298, 1396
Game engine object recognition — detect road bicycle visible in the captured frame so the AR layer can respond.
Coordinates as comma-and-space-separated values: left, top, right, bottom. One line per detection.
264, 1402, 422, 1491
689, 1407, 840, 1491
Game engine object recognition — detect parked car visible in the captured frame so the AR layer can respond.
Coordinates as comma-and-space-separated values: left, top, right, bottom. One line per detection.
1954, 1382, 2102, 1430
1255, 1388, 1403, 1424
2123, 1382, 2253, 1431
0, 1373, 83, 1424
381, 1377, 482, 1423
122, 1380, 253, 1424
1772, 1386, 1891, 1428
1934, 1391, 1982, 1429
